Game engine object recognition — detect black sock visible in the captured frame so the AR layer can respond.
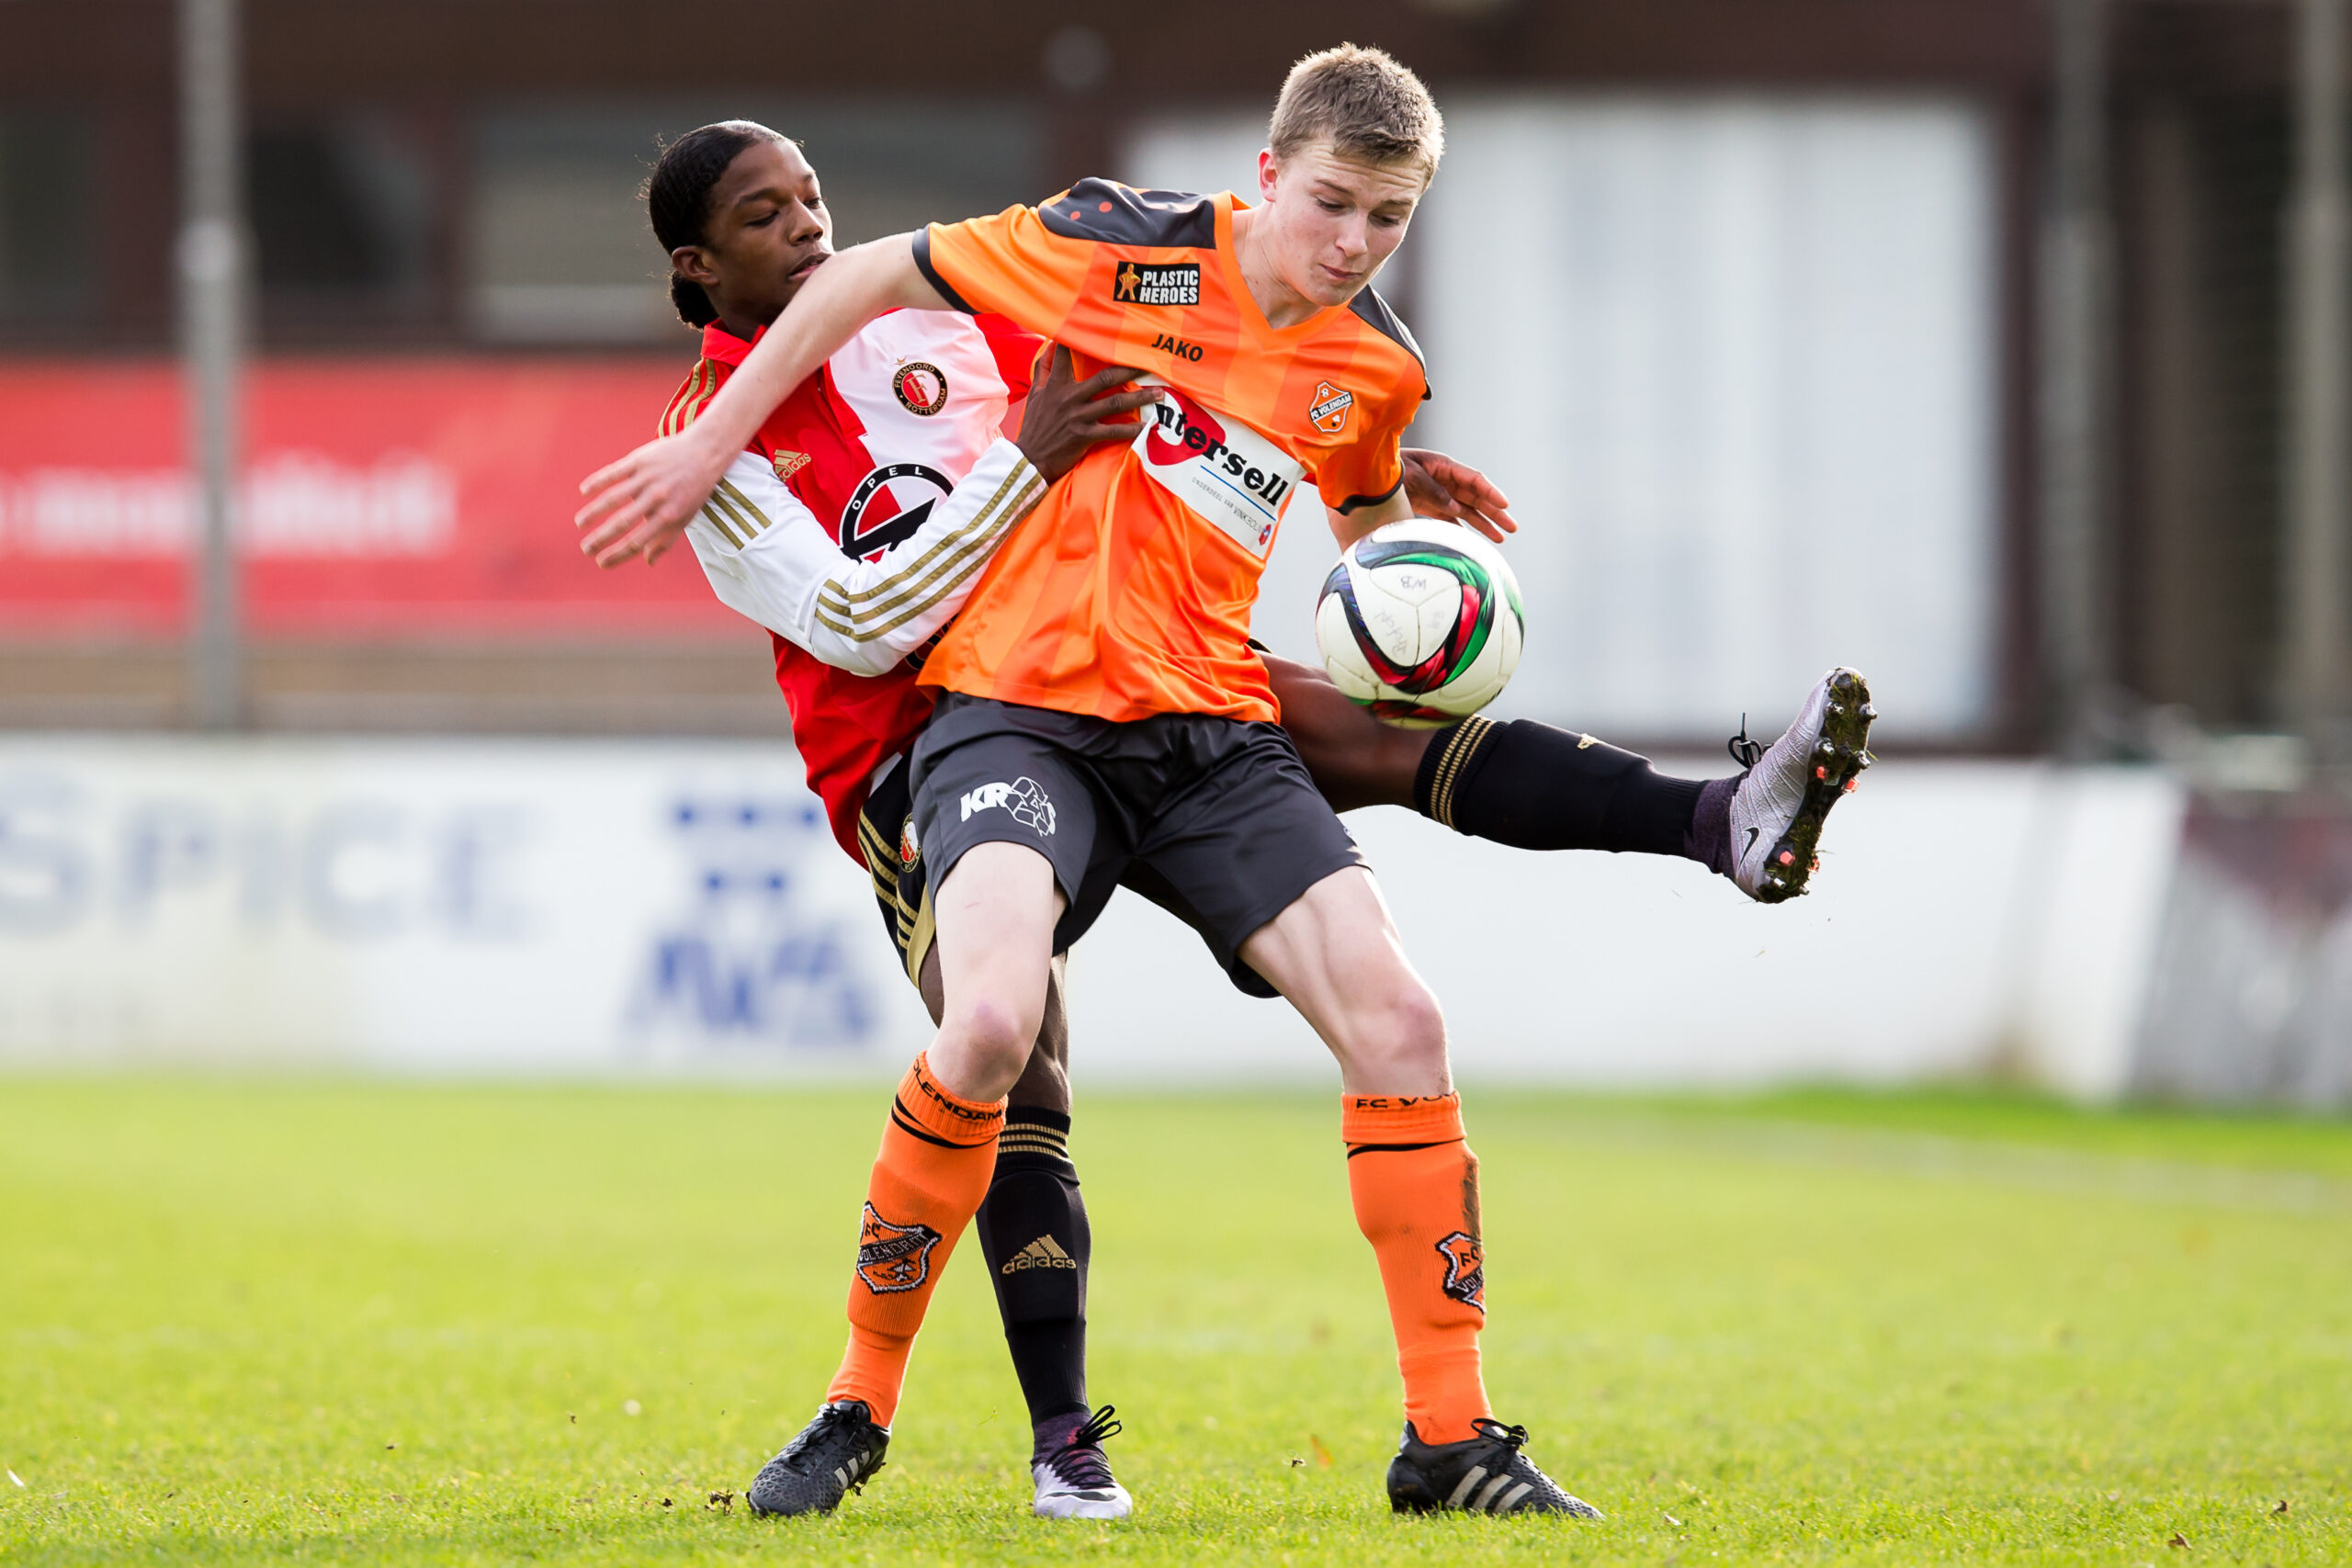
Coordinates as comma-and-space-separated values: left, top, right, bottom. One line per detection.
1416, 716, 1707, 859
972, 1106, 1091, 1448
1684, 774, 1740, 877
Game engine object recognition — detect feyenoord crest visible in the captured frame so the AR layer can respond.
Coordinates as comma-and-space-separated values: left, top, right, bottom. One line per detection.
1307, 380, 1355, 435
1434, 1229, 1485, 1312
855, 1202, 943, 1294
772, 449, 811, 482
898, 815, 920, 870
892, 361, 949, 416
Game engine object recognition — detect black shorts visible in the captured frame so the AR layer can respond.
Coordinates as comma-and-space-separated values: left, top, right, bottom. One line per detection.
905, 693, 1365, 996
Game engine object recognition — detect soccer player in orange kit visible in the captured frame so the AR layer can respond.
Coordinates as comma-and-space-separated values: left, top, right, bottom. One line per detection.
583, 50, 1875, 1522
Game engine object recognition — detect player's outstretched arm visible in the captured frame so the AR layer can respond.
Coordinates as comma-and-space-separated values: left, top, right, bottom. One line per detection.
576, 233, 945, 569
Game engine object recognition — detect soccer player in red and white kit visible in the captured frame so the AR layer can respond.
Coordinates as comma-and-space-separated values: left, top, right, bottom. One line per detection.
603, 103, 1871, 1521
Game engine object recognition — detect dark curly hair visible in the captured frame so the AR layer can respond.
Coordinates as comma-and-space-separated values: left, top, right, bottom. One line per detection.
644, 120, 788, 327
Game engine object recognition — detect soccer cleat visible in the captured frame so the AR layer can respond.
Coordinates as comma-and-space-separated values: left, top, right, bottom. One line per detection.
1385, 1416, 1601, 1517
1724, 667, 1876, 904
745, 1399, 889, 1517
1031, 1404, 1132, 1520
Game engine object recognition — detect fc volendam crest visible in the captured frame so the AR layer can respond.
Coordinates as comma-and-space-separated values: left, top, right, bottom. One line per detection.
855, 1202, 943, 1294
1435, 1229, 1485, 1312
1307, 380, 1355, 435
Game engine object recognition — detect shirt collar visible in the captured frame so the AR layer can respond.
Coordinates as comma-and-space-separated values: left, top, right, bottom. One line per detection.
700, 320, 763, 367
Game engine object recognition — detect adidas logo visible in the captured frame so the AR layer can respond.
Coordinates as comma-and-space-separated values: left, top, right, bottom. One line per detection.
1002, 1235, 1078, 1274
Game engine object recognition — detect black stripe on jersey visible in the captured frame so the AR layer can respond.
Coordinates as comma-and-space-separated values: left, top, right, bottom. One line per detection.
1344, 1140, 1456, 1157
1332, 475, 1406, 514
911, 229, 979, 314
1039, 178, 1219, 248
1349, 285, 1426, 368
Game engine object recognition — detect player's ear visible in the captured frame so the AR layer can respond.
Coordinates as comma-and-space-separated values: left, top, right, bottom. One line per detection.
1256, 147, 1280, 203
671, 244, 721, 288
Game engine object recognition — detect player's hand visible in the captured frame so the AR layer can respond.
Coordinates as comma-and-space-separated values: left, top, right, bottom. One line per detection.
575, 426, 733, 570
1014, 345, 1162, 484
1401, 447, 1517, 542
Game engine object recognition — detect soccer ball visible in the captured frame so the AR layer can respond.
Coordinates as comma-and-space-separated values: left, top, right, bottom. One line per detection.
1315, 520, 1524, 728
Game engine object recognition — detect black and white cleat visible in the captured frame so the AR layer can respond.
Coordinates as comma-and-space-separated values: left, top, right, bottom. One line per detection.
1385, 1416, 1602, 1518
1031, 1404, 1133, 1519
1724, 667, 1876, 905
745, 1399, 889, 1517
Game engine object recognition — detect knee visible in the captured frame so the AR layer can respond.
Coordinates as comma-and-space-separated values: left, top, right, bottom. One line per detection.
940, 995, 1040, 1087
1349, 980, 1450, 1087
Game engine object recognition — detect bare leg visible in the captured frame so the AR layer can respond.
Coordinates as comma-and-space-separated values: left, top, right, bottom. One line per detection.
926, 840, 1066, 1101
1238, 863, 1449, 1093
922, 947, 1070, 1115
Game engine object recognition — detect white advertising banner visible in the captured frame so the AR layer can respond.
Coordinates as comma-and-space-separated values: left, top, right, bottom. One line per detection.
0, 738, 2183, 1099
0, 737, 931, 1073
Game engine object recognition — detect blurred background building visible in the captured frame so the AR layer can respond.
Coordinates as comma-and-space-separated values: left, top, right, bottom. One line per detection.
0, 0, 2346, 1095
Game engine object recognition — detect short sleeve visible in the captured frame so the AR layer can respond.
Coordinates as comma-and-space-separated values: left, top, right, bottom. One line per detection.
915, 204, 1097, 347
1315, 391, 1416, 513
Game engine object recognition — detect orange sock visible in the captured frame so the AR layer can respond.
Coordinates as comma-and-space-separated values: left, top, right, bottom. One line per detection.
824, 1053, 1004, 1427
1342, 1092, 1492, 1444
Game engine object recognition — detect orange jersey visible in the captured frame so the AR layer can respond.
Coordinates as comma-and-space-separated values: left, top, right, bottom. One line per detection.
910, 179, 1430, 722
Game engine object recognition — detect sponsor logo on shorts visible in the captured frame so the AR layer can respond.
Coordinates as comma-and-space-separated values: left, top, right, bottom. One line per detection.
959, 776, 1057, 836
1435, 1229, 1486, 1313
856, 1202, 943, 1294
892, 361, 948, 416
1113, 261, 1201, 307
1001, 1235, 1080, 1274
1306, 380, 1355, 435
899, 816, 921, 869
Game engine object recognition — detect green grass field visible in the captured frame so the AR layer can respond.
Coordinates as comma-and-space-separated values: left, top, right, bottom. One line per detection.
3, 1080, 2347, 1565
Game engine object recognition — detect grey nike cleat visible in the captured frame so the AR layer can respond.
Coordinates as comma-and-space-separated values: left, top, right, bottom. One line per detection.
746, 1399, 888, 1517
1386, 1416, 1602, 1517
1031, 1404, 1133, 1519
1724, 667, 1875, 904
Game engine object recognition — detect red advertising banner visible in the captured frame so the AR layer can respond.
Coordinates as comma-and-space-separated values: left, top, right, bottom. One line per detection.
0, 357, 743, 639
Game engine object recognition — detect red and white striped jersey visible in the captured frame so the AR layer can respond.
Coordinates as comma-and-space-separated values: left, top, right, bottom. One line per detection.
664, 310, 1044, 861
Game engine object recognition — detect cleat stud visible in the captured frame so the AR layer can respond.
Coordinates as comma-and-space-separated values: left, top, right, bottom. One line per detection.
1817, 739, 1838, 756
1810, 856, 1821, 872
1842, 778, 1858, 793
1778, 850, 1795, 866
1815, 765, 1827, 779
1861, 705, 1877, 720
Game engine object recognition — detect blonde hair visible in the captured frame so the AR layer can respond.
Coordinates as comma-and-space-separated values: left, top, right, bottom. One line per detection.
1267, 43, 1444, 180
